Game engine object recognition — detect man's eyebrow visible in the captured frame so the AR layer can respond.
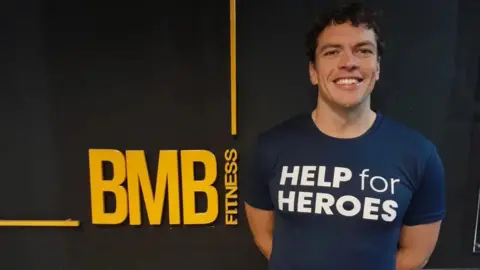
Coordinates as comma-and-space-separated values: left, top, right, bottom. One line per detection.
355, 41, 376, 48
318, 43, 343, 52
318, 41, 376, 52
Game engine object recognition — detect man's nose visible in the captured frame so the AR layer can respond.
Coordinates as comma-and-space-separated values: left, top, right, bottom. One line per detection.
338, 52, 359, 70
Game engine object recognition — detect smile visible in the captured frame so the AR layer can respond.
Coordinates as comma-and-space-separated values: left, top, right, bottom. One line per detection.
333, 77, 364, 90
333, 77, 363, 85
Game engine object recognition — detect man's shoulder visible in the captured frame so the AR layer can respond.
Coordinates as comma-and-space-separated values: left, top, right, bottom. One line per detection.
379, 114, 436, 156
256, 112, 311, 145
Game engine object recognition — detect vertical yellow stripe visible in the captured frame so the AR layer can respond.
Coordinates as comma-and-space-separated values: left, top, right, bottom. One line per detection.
230, 0, 237, 136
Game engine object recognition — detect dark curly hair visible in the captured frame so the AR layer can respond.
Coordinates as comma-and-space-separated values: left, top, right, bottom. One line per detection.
306, 1, 385, 63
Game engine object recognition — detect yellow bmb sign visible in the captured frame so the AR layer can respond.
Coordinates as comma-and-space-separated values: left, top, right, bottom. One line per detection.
88, 148, 238, 226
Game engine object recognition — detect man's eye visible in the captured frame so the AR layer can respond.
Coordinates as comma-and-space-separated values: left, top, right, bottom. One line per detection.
359, 49, 373, 54
324, 50, 338, 56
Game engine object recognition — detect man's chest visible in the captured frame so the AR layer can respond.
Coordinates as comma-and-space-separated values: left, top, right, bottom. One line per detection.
267, 147, 417, 225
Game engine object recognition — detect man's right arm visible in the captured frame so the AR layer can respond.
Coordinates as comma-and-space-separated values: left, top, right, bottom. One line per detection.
245, 202, 274, 260
243, 135, 276, 260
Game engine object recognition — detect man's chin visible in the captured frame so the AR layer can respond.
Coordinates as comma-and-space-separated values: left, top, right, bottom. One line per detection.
333, 99, 365, 109
319, 89, 371, 110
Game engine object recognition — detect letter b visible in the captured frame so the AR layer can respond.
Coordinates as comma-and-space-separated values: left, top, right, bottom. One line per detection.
88, 149, 128, 225
181, 150, 219, 225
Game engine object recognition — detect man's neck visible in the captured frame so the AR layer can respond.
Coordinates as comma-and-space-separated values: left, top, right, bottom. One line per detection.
312, 99, 377, 139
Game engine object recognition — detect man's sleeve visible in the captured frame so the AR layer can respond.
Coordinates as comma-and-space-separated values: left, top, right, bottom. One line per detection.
403, 144, 446, 226
242, 136, 275, 210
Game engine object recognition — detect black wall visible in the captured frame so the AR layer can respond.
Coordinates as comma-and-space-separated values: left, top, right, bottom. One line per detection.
1, 0, 479, 269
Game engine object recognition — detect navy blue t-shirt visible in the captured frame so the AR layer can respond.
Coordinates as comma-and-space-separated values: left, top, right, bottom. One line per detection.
244, 112, 446, 270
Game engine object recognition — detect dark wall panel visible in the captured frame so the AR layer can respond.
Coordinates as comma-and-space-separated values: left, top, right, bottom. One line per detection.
440, 0, 480, 267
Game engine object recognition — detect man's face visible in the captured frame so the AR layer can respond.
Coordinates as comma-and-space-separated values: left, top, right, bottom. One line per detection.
309, 22, 380, 109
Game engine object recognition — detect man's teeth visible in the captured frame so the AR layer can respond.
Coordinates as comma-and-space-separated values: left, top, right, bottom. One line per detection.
336, 78, 360, 85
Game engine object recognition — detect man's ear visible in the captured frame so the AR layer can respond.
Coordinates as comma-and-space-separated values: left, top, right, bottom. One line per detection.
309, 61, 318, 85
376, 57, 381, 81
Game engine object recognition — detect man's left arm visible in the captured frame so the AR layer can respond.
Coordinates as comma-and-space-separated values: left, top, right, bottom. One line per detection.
397, 144, 446, 270
396, 221, 442, 269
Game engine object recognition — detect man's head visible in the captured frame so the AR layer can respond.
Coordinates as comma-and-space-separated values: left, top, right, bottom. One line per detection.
306, 1, 385, 110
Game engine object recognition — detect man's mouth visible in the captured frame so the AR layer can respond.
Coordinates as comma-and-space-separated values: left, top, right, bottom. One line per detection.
333, 77, 363, 85
332, 77, 364, 91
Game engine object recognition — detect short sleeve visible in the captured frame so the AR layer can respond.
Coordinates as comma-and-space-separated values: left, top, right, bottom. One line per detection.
403, 144, 446, 226
242, 136, 275, 210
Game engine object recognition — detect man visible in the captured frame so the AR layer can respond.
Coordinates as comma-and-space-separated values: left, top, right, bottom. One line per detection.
243, 2, 446, 270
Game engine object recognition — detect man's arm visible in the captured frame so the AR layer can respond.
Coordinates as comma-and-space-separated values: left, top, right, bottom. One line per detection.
396, 221, 442, 270
398, 144, 446, 269
243, 135, 276, 259
245, 202, 274, 260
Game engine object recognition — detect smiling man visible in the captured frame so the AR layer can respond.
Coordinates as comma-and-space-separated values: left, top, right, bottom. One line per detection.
243, 2, 446, 270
